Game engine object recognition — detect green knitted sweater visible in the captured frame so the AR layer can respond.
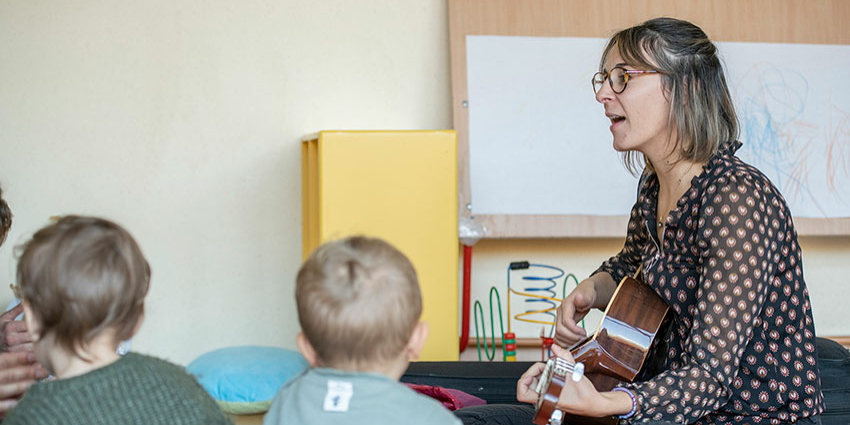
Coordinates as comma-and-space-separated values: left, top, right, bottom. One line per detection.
3, 352, 233, 425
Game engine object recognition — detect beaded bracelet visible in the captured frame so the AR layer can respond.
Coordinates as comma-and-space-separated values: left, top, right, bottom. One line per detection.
611, 387, 637, 419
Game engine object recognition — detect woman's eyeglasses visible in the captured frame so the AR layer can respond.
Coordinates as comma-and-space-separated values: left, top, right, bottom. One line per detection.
592, 67, 660, 94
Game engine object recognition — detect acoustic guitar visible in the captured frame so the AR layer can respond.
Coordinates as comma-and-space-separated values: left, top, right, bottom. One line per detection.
533, 274, 671, 425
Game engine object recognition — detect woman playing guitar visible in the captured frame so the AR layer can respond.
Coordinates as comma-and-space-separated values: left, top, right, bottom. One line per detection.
458, 17, 823, 425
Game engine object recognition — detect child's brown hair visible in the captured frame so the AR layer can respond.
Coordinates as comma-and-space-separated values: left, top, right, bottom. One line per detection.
296, 236, 422, 368
0, 183, 12, 247
17, 215, 150, 355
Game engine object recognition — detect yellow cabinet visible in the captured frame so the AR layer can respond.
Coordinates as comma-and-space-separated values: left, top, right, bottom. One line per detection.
302, 130, 458, 361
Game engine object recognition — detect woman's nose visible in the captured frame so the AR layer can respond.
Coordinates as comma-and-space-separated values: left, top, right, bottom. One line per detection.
595, 80, 614, 103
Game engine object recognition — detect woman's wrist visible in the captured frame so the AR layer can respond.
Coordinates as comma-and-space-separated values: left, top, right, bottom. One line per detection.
601, 387, 637, 418
586, 272, 615, 309
577, 278, 596, 297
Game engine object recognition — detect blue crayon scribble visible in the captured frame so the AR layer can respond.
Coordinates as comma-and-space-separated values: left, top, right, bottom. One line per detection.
734, 63, 832, 215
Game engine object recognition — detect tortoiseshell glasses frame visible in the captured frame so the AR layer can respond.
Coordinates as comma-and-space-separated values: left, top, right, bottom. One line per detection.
592, 66, 661, 94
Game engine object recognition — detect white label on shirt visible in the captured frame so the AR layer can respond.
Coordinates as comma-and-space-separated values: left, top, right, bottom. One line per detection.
323, 380, 353, 412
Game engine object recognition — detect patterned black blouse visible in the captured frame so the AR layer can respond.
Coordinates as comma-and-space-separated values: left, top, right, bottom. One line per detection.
596, 141, 824, 424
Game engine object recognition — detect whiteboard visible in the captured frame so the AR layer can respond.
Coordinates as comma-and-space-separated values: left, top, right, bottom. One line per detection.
724, 41, 850, 218
467, 35, 850, 218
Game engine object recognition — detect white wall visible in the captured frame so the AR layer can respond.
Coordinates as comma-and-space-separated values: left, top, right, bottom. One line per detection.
0, 1, 847, 366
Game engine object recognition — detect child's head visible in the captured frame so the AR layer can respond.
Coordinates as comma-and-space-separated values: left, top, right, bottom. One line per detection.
295, 236, 424, 371
0, 183, 12, 247
17, 215, 150, 358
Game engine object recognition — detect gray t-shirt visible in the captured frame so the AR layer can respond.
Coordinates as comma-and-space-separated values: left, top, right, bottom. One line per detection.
263, 367, 462, 425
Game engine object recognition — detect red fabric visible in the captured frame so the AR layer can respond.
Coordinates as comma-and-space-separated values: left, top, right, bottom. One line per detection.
404, 383, 487, 411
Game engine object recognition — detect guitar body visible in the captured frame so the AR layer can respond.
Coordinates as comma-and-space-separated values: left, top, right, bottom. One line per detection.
533, 275, 671, 425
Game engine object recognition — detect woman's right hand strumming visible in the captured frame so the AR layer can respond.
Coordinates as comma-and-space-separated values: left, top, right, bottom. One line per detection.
554, 272, 616, 347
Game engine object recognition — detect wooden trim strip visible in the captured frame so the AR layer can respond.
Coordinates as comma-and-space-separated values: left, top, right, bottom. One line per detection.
473, 215, 850, 239
468, 336, 850, 348
466, 337, 563, 348
824, 336, 850, 348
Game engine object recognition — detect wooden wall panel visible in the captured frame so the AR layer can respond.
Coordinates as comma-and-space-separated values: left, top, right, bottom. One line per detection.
449, 0, 850, 238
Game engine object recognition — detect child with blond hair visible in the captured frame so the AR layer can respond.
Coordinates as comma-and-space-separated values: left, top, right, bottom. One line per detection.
263, 236, 461, 425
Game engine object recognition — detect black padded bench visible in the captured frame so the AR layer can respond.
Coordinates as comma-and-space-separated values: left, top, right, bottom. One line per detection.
402, 338, 850, 424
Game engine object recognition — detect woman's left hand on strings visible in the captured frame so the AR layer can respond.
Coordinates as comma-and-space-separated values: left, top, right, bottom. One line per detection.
516, 361, 546, 404
550, 345, 631, 418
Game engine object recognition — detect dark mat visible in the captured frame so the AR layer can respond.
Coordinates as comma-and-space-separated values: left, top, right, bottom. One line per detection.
817, 338, 850, 425
402, 338, 850, 423
402, 360, 535, 405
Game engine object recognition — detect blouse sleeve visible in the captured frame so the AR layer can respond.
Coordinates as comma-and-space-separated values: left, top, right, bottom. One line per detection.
624, 174, 783, 423
595, 198, 648, 284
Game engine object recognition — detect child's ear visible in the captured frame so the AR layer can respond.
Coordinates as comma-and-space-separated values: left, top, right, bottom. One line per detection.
21, 300, 41, 342
405, 322, 429, 361
129, 308, 145, 338
296, 332, 319, 367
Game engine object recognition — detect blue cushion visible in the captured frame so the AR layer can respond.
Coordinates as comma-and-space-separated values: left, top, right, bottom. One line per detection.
188, 346, 308, 414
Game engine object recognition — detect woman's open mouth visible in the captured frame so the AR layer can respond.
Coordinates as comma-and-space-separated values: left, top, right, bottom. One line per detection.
608, 115, 625, 124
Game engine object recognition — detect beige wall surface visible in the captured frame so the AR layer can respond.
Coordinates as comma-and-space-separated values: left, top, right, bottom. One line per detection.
460, 236, 850, 362
0, 0, 453, 365
0, 1, 847, 365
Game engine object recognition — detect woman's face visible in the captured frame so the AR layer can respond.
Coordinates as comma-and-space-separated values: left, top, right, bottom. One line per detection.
595, 48, 675, 157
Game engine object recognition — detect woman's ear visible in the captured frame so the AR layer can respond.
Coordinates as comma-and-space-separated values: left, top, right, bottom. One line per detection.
21, 300, 41, 342
296, 332, 319, 367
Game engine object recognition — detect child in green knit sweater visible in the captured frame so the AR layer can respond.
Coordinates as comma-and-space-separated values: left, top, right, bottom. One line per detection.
4, 216, 232, 425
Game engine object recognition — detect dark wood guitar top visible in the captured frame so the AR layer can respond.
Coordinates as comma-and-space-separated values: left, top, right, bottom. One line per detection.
534, 275, 670, 425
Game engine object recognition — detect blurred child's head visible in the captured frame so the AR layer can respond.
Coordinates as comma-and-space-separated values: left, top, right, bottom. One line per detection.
17, 216, 150, 359
295, 236, 425, 371
0, 183, 12, 247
